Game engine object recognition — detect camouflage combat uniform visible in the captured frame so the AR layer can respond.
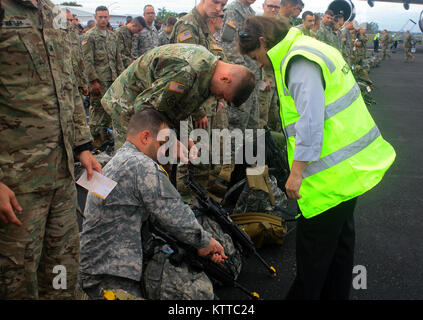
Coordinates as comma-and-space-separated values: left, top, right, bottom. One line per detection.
79, 141, 214, 299
220, 0, 260, 132
404, 33, 414, 62
339, 27, 353, 66
101, 44, 218, 151
381, 33, 392, 60
258, 66, 281, 132
0, 0, 92, 299
169, 7, 230, 199
158, 29, 171, 46
170, 8, 227, 60
69, 27, 88, 91
316, 23, 339, 49
298, 25, 316, 38
82, 26, 123, 145
116, 25, 136, 69
131, 24, 159, 59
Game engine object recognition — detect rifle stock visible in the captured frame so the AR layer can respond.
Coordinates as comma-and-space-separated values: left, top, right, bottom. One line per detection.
187, 165, 277, 277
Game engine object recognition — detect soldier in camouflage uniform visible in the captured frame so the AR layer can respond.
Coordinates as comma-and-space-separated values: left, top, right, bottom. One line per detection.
316, 10, 339, 49
116, 16, 146, 69
277, 0, 302, 24
221, 0, 261, 133
351, 24, 375, 107
0, 0, 101, 299
168, 0, 230, 199
79, 109, 228, 299
339, 21, 354, 67
64, 9, 88, 96
131, 5, 159, 59
404, 30, 415, 63
158, 16, 177, 46
381, 29, 392, 61
101, 44, 255, 151
298, 11, 316, 37
82, 6, 123, 146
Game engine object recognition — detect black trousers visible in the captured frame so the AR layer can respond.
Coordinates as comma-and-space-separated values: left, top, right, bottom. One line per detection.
286, 197, 357, 300
374, 40, 379, 52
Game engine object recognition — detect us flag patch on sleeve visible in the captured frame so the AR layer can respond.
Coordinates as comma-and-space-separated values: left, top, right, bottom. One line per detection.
168, 81, 185, 94
227, 20, 237, 29
211, 44, 223, 51
178, 31, 193, 42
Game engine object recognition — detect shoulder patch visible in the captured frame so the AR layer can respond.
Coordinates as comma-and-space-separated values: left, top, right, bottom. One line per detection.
168, 81, 185, 94
178, 31, 193, 42
227, 20, 237, 29
211, 44, 223, 51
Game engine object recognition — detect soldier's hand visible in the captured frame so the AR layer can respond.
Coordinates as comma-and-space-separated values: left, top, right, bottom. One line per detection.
194, 116, 209, 130
0, 182, 23, 226
175, 139, 190, 164
216, 101, 225, 113
265, 80, 271, 91
188, 138, 199, 161
198, 237, 228, 264
78, 150, 102, 181
90, 80, 102, 96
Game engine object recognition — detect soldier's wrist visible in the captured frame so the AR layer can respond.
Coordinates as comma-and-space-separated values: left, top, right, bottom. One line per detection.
74, 142, 93, 155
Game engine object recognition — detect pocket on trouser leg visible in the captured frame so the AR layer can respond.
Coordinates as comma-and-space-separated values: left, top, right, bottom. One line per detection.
143, 251, 167, 300
159, 259, 214, 300
0, 239, 26, 299
37, 182, 79, 299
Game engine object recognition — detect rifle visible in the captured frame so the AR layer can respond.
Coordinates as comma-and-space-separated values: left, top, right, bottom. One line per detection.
264, 126, 290, 193
149, 224, 260, 300
91, 138, 114, 155
187, 165, 277, 277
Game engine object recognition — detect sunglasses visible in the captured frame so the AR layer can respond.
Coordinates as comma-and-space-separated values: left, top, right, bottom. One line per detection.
266, 4, 280, 10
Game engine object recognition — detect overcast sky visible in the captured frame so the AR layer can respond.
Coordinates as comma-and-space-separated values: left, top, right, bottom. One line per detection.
54, 0, 423, 32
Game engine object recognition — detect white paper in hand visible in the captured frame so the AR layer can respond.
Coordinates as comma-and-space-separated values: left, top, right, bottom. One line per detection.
76, 170, 117, 200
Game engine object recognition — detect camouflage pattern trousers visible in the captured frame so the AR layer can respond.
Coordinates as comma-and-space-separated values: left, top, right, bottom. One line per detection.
404, 47, 413, 61
89, 80, 114, 146
143, 212, 242, 300
0, 178, 79, 299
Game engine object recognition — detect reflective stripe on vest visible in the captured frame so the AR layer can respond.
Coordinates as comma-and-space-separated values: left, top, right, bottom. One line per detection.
303, 125, 380, 178
284, 82, 361, 138
267, 27, 396, 218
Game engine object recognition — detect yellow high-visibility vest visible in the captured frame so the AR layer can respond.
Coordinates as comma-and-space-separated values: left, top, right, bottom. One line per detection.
268, 28, 396, 218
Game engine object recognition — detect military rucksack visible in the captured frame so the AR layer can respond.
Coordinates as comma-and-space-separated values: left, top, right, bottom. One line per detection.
229, 166, 289, 248
230, 212, 287, 249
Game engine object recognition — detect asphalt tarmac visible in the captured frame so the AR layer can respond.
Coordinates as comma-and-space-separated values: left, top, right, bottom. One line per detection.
216, 45, 423, 300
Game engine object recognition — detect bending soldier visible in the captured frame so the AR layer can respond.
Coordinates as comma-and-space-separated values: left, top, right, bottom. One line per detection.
101, 44, 256, 151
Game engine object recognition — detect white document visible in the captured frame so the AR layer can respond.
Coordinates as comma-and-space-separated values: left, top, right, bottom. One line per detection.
76, 170, 117, 200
